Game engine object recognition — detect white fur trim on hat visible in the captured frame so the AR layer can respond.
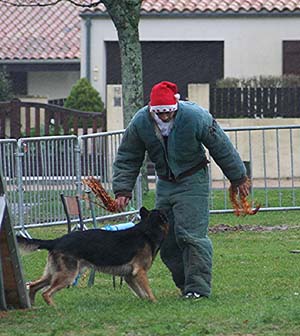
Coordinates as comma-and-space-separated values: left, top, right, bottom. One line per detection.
150, 103, 178, 113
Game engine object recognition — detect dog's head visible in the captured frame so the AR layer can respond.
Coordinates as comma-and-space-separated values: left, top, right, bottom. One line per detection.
139, 206, 169, 237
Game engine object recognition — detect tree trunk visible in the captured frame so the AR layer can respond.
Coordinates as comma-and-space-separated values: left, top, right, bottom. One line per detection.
103, 0, 148, 192
102, 0, 144, 127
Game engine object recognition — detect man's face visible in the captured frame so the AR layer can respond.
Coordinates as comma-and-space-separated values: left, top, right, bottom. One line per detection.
156, 111, 176, 122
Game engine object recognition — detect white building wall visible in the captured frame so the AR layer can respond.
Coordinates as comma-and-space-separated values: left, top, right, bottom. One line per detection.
81, 18, 117, 105
27, 71, 80, 100
83, 15, 300, 105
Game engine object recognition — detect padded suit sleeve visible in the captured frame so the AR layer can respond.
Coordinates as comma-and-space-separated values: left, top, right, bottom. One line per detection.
112, 122, 146, 196
200, 112, 247, 184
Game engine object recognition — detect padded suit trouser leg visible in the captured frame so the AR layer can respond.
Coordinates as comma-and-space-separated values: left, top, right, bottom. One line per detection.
156, 169, 213, 297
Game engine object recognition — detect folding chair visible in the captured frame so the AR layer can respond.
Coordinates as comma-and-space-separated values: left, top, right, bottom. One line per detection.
60, 192, 120, 288
60, 192, 135, 289
60, 193, 91, 286
60, 194, 84, 233
83, 189, 97, 287
82, 189, 127, 289
82, 189, 121, 288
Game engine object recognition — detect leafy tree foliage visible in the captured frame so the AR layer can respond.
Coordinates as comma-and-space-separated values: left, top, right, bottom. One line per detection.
64, 78, 104, 112
0, 70, 13, 101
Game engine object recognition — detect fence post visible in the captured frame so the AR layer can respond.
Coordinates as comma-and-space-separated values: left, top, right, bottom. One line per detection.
187, 84, 210, 110
10, 99, 21, 139
15, 140, 26, 236
75, 137, 82, 198
136, 174, 143, 210
106, 85, 123, 131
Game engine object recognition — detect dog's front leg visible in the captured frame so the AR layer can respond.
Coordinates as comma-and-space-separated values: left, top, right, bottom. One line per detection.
124, 275, 145, 299
125, 271, 157, 302
135, 270, 157, 302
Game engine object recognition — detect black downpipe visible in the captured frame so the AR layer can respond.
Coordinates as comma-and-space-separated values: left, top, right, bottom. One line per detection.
85, 17, 92, 82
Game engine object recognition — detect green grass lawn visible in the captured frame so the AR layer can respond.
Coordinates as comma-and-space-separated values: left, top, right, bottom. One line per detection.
2, 191, 300, 336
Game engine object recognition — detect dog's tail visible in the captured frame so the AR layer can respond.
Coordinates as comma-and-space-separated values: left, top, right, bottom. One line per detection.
17, 236, 56, 253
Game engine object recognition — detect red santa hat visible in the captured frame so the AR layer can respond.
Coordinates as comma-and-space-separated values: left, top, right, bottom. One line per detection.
150, 81, 180, 113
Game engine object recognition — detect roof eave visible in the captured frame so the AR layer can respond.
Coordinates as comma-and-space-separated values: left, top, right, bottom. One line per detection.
81, 9, 300, 19
0, 59, 80, 64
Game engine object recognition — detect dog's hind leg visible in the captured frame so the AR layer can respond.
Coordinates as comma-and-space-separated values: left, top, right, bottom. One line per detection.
41, 270, 78, 306
27, 256, 55, 305
41, 255, 79, 306
28, 275, 51, 305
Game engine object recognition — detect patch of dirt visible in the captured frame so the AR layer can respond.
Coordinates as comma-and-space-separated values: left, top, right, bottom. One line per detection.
209, 223, 295, 233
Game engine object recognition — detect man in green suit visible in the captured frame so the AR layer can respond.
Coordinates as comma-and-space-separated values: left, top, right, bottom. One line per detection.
112, 81, 249, 299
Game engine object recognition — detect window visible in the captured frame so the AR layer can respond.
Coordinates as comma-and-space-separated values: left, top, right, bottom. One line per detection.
9, 72, 27, 95
283, 41, 300, 75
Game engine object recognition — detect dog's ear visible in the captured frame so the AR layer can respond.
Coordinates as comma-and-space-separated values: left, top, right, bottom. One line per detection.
149, 209, 168, 224
139, 206, 149, 219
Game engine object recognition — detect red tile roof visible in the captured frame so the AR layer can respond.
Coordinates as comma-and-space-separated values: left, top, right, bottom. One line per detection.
140, 0, 300, 13
0, 0, 81, 61
1, 0, 300, 61
86, 0, 300, 14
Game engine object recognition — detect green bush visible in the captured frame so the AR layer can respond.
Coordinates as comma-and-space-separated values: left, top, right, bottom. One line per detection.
0, 70, 13, 101
64, 78, 104, 112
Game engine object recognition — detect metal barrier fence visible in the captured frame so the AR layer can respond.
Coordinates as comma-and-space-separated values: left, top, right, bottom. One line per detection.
0, 139, 18, 218
0, 133, 142, 234
208, 124, 300, 213
0, 125, 300, 232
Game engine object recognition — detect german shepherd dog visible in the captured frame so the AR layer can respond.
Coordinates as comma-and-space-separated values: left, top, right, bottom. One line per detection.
17, 207, 169, 306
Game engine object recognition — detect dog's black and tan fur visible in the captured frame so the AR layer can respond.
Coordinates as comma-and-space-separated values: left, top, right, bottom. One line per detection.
17, 207, 169, 306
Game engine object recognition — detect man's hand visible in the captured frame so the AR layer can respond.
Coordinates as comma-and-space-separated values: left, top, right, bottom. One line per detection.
237, 180, 250, 198
230, 179, 250, 198
115, 196, 130, 212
